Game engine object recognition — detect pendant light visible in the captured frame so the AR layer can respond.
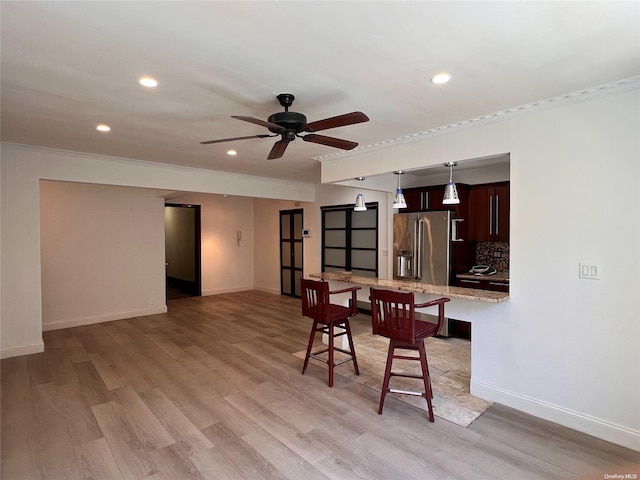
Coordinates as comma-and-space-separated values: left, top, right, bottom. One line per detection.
442, 162, 460, 205
392, 170, 407, 209
354, 177, 367, 211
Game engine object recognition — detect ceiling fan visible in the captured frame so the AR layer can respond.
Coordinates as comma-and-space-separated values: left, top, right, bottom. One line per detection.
200, 93, 369, 160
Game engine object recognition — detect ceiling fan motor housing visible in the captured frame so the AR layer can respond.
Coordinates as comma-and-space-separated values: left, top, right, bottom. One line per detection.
267, 111, 307, 134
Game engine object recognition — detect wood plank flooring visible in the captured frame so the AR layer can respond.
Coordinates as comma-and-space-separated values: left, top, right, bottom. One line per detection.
2, 291, 638, 479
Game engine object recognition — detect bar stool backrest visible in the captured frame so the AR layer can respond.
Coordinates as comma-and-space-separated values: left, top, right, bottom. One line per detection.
370, 288, 417, 344
301, 278, 330, 323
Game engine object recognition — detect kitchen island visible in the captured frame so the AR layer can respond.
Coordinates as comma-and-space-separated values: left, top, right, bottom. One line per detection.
310, 271, 509, 303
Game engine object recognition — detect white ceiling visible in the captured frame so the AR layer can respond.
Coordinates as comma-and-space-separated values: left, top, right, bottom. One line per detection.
2, 1, 639, 184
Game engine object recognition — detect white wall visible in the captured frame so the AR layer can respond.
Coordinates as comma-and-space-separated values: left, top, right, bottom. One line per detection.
167, 193, 256, 295
321, 89, 640, 450
40, 181, 166, 330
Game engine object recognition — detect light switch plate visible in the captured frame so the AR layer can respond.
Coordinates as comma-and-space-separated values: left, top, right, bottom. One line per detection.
579, 263, 600, 280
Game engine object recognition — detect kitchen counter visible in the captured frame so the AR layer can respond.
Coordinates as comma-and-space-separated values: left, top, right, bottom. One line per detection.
310, 272, 509, 304
456, 271, 509, 282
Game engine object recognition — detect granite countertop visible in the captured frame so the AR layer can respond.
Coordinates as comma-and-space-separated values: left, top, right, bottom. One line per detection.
310, 272, 509, 304
456, 271, 509, 282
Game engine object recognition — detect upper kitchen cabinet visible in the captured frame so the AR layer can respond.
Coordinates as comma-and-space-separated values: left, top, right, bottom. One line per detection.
402, 184, 469, 217
467, 182, 510, 242
401, 187, 427, 212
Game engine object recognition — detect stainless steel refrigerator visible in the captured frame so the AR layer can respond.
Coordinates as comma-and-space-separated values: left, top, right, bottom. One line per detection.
393, 210, 455, 335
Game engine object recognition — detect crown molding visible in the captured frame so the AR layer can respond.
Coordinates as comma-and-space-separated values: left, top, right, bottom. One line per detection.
314, 75, 640, 162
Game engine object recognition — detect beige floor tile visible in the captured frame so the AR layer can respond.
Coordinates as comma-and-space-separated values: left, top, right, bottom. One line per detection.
293, 331, 492, 427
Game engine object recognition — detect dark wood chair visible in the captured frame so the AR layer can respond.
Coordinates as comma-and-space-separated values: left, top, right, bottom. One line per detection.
300, 278, 361, 387
369, 288, 450, 422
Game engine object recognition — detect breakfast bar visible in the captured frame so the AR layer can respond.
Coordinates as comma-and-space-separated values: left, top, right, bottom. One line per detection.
310, 271, 510, 304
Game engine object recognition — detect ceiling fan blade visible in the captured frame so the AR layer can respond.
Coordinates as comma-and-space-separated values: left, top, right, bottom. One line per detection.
302, 111, 369, 132
200, 134, 273, 145
302, 134, 358, 150
232, 115, 285, 132
268, 140, 289, 160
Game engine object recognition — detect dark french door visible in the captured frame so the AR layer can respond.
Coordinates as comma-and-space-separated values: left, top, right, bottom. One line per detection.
279, 209, 303, 297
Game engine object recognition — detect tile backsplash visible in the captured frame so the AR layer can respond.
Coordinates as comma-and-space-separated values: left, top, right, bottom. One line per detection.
475, 242, 509, 272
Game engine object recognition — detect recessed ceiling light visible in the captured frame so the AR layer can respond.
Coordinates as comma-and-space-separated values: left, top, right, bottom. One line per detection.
431, 72, 452, 85
227, 149, 237, 156
96, 124, 111, 132
139, 76, 159, 88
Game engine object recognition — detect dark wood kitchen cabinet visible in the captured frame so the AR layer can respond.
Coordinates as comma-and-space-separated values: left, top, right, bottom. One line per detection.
455, 277, 509, 292
401, 187, 427, 212
402, 184, 468, 216
467, 182, 509, 242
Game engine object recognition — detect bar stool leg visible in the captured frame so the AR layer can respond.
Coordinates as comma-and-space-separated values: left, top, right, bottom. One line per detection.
418, 341, 435, 422
344, 319, 359, 375
302, 320, 317, 375
378, 340, 395, 414
328, 323, 334, 387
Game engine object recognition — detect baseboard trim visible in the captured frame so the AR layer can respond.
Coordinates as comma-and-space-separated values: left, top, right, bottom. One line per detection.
202, 287, 283, 296
471, 380, 640, 452
42, 305, 168, 332
201, 287, 255, 296
1, 340, 45, 359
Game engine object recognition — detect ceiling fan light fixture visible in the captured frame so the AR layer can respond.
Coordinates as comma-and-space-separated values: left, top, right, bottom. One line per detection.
442, 162, 461, 205
354, 177, 367, 211
392, 170, 407, 209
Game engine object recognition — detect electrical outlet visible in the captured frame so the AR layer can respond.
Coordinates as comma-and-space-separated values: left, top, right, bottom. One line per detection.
149, 297, 155, 305
493, 250, 502, 258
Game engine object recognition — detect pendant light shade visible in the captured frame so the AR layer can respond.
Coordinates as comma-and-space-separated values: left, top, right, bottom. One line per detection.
442, 162, 460, 205
392, 171, 407, 209
393, 191, 407, 209
442, 182, 459, 204
354, 177, 367, 211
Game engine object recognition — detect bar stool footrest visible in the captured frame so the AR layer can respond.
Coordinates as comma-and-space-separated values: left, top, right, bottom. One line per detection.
390, 372, 425, 380
389, 388, 425, 396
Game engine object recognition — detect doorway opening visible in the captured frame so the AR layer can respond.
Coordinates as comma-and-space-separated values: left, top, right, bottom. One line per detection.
165, 204, 202, 300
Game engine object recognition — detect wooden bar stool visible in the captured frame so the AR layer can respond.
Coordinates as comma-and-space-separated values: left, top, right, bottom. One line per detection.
300, 278, 361, 387
369, 288, 450, 422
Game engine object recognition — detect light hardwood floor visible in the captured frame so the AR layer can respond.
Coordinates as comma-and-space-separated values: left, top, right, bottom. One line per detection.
2, 291, 638, 479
